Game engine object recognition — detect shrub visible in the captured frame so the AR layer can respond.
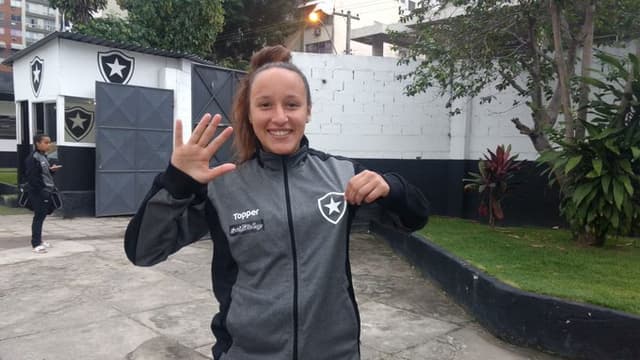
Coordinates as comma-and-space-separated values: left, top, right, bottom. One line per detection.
539, 52, 640, 246
464, 144, 521, 226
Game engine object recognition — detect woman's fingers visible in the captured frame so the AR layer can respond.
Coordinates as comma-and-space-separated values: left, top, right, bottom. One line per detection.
345, 171, 390, 205
188, 113, 212, 145
205, 163, 237, 182
171, 113, 236, 183
197, 114, 222, 147
349, 181, 375, 205
346, 171, 371, 204
363, 186, 386, 204
206, 126, 234, 156
174, 119, 184, 147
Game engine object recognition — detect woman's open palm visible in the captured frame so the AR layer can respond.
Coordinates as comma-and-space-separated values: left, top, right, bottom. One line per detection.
171, 113, 236, 184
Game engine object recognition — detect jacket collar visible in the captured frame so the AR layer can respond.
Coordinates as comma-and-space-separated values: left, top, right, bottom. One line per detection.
256, 136, 309, 170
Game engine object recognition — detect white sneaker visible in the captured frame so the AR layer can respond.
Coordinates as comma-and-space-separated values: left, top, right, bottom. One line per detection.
32, 245, 48, 254
42, 241, 52, 248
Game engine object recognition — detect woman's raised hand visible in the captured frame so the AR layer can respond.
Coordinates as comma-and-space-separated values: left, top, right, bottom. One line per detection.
171, 113, 236, 184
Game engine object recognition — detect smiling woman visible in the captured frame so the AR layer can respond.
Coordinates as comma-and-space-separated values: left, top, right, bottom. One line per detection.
124, 45, 430, 360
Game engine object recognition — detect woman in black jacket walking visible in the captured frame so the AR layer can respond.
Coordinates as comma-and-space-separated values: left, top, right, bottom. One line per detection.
24, 134, 61, 253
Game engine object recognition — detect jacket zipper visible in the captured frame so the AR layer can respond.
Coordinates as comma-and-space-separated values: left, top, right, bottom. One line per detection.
282, 158, 299, 360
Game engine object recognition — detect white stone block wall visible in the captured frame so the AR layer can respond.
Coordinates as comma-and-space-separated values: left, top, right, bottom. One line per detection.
292, 52, 541, 161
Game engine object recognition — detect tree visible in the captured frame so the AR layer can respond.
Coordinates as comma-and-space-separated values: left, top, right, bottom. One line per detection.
392, 1, 640, 243
213, 0, 299, 66
392, 0, 640, 179
73, 15, 150, 48
110, 0, 225, 58
49, 0, 107, 26
538, 50, 640, 245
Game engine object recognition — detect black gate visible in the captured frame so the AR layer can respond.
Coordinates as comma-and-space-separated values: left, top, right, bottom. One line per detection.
95, 82, 173, 216
192, 64, 244, 163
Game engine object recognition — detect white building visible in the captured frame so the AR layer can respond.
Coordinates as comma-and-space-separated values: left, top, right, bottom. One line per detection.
0, 0, 126, 166
290, 0, 418, 57
3, 31, 232, 216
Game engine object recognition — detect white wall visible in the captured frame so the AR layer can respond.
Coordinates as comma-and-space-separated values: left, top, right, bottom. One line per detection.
11, 38, 194, 147
293, 51, 540, 161
12, 40, 184, 102
13, 40, 60, 102
57, 40, 182, 99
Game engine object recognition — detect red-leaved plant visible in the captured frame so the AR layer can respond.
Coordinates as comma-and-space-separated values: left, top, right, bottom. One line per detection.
463, 145, 521, 226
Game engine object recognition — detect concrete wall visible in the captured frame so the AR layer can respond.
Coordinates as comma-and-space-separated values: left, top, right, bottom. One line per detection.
293, 51, 540, 161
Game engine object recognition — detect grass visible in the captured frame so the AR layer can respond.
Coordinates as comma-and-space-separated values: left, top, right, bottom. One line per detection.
0, 168, 17, 185
419, 216, 640, 315
0, 204, 30, 215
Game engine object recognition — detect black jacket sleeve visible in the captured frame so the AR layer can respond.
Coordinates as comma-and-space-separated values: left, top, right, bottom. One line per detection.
353, 162, 430, 231
124, 163, 212, 266
377, 172, 430, 231
24, 152, 44, 191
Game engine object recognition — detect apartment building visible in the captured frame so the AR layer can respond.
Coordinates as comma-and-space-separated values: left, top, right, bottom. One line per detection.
0, 0, 60, 64
0, 0, 60, 166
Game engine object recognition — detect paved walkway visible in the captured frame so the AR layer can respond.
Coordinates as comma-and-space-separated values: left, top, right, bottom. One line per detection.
0, 214, 560, 360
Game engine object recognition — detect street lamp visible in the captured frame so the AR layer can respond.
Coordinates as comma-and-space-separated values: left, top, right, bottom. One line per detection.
308, 10, 320, 24
308, 9, 360, 55
306, 10, 337, 54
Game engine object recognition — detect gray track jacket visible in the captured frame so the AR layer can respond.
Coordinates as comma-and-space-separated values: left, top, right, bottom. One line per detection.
124, 138, 429, 360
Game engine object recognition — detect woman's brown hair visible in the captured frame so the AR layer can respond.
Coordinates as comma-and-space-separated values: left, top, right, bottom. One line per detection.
231, 45, 312, 163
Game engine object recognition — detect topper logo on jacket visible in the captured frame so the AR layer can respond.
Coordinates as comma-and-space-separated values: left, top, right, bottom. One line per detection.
318, 192, 347, 225
229, 209, 263, 236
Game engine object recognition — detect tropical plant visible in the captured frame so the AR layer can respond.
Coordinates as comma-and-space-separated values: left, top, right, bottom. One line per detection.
463, 145, 521, 226
391, 0, 640, 189
538, 51, 640, 246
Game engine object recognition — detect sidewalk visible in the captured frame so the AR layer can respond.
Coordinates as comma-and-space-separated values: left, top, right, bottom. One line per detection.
0, 214, 560, 360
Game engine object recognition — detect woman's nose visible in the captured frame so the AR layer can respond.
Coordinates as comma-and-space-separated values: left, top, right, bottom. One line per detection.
272, 105, 287, 123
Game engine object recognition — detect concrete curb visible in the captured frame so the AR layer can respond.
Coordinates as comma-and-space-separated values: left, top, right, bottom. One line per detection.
371, 221, 640, 360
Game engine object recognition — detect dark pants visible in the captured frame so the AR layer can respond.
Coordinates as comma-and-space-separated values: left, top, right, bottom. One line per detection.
31, 190, 50, 248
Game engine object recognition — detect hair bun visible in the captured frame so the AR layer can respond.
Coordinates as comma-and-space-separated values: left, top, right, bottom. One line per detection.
250, 45, 292, 71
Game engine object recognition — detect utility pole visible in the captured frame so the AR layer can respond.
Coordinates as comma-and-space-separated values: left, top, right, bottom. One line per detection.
334, 10, 360, 55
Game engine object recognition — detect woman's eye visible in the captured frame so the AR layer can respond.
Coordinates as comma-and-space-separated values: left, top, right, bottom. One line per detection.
287, 103, 300, 108
258, 103, 271, 108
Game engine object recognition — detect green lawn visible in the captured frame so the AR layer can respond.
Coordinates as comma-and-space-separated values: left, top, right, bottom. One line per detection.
0, 168, 17, 185
419, 216, 640, 315
0, 204, 30, 215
